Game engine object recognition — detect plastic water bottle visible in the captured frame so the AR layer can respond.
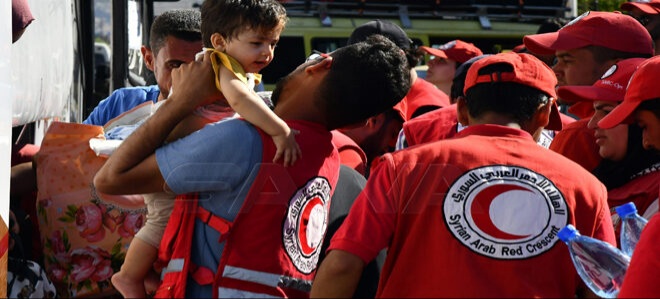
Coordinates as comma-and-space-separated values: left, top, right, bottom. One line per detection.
615, 202, 648, 257
557, 225, 630, 298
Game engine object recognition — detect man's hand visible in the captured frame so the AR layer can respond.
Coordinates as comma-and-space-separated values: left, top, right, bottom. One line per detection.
169, 50, 223, 111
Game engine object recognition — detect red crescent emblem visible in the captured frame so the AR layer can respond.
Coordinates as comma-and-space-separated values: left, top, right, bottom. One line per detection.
298, 197, 324, 256
470, 184, 533, 240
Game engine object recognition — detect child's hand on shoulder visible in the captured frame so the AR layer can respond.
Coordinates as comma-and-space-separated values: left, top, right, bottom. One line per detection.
272, 129, 301, 167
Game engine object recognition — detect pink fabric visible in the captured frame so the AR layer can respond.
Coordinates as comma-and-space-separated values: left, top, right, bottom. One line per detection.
12, 0, 34, 34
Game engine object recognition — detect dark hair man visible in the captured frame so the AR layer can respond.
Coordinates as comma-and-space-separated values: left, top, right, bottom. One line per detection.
94, 35, 411, 298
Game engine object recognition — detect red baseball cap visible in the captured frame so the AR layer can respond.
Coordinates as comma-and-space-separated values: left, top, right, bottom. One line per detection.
557, 58, 646, 104
511, 44, 527, 53
464, 52, 562, 131
599, 56, 660, 129
420, 40, 483, 64
620, 0, 660, 14
523, 11, 653, 56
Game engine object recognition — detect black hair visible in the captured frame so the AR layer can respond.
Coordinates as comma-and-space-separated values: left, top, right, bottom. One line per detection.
638, 98, 660, 119
405, 47, 422, 70
317, 35, 411, 130
150, 9, 202, 55
592, 124, 660, 190
201, 0, 287, 48
450, 54, 491, 101
464, 63, 551, 124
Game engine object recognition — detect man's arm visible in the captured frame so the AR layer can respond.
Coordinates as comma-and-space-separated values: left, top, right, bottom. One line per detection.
311, 250, 365, 298
94, 52, 220, 195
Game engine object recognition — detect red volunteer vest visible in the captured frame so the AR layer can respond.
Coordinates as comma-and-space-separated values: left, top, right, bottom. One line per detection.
394, 79, 450, 121
331, 130, 367, 176
376, 125, 613, 297
403, 104, 459, 147
608, 170, 659, 239
155, 120, 340, 298
549, 118, 602, 171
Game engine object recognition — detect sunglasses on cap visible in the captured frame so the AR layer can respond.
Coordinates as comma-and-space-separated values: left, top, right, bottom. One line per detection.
305, 50, 330, 63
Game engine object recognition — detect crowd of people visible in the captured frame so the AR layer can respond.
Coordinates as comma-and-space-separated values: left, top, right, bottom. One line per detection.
8, 0, 660, 297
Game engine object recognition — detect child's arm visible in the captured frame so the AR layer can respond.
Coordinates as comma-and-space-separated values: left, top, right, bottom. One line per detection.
218, 65, 301, 167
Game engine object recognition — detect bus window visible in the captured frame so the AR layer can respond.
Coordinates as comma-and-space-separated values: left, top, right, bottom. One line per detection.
260, 36, 305, 90
94, 42, 111, 106
127, 0, 148, 88
94, 0, 112, 107
310, 37, 347, 54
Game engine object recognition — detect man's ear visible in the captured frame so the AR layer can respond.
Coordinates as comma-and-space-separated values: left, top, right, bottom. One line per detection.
142, 45, 155, 72
305, 56, 333, 74
210, 33, 226, 50
456, 97, 470, 126
534, 100, 552, 129
365, 114, 383, 129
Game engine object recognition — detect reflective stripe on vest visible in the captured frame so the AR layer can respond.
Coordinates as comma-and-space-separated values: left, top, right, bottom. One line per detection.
223, 265, 313, 292
161, 258, 184, 280
217, 287, 281, 298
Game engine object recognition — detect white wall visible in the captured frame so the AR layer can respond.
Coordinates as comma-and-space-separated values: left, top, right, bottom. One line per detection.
12, 0, 75, 126
0, 0, 12, 225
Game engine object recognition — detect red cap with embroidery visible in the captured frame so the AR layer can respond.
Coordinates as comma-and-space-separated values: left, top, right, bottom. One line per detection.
599, 56, 660, 129
464, 52, 562, 130
523, 11, 653, 56
557, 58, 646, 104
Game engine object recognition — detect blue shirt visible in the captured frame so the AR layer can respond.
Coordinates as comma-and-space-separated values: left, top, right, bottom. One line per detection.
83, 85, 160, 126
155, 118, 262, 298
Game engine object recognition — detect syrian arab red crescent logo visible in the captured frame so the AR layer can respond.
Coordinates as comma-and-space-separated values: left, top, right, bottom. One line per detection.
444, 165, 568, 259
283, 177, 331, 274
298, 196, 325, 256
470, 184, 534, 240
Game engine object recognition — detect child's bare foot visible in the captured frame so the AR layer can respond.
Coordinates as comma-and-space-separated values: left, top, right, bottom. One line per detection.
111, 271, 146, 298
143, 270, 161, 296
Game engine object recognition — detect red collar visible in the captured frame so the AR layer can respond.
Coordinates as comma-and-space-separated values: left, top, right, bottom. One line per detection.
455, 124, 534, 141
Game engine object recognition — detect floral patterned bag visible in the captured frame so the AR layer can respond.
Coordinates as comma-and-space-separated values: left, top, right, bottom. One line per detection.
35, 122, 146, 298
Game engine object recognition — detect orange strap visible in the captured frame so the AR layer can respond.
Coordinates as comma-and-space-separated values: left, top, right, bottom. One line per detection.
190, 206, 232, 286
196, 206, 232, 243
190, 263, 215, 286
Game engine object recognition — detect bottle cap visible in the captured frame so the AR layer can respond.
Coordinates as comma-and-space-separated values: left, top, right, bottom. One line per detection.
615, 202, 637, 218
557, 224, 579, 242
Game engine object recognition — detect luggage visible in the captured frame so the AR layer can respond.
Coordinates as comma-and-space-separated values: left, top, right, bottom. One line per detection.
35, 122, 146, 297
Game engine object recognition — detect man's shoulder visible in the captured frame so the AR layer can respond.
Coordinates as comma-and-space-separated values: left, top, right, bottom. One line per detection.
204, 118, 260, 139
100, 85, 160, 110
532, 145, 605, 195
405, 104, 457, 128
331, 130, 360, 149
84, 85, 160, 125
110, 85, 160, 100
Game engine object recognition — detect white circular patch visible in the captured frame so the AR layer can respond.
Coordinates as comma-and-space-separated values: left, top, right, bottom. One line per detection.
443, 165, 568, 259
283, 177, 331, 274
